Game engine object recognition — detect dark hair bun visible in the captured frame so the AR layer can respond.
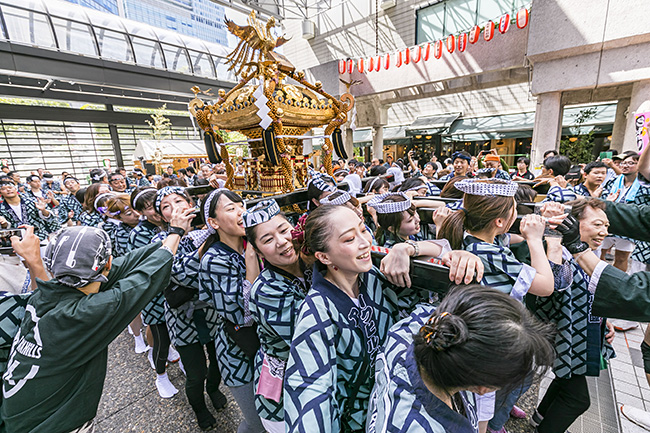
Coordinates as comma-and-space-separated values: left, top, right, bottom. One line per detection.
419, 313, 469, 352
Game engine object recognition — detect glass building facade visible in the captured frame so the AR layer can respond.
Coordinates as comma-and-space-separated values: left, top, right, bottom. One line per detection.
63, 0, 228, 45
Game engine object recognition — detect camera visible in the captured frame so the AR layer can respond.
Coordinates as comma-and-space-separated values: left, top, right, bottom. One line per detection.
0, 229, 24, 254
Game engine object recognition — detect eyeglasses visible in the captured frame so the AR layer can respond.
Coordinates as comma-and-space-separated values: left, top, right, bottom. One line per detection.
620, 161, 638, 167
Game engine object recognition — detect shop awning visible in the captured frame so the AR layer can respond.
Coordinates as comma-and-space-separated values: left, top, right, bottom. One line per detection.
443, 112, 536, 142
353, 126, 410, 147
406, 112, 462, 136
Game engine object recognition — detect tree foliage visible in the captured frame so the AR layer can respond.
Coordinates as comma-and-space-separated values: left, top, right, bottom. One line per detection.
560, 108, 597, 164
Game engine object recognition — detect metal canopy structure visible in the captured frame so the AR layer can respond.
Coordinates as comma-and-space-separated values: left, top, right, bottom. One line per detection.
0, 0, 237, 112
209, 0, 341, 21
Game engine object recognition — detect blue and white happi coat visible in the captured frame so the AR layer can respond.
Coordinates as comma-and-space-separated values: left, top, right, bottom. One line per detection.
56, 194, 83, 224
199, 241, 256, 387
78, 210, 103, 227
249, 263, 311, 422
0, 196, 60, 240
463, 233, 536, 301
284, 265, 401, 433
100, 218, 119, 245
535, 248, 615, 378
110, 223, 133, 258
368, 303, 479, 433
153, 230, 220, 347
128, 219, 165, 325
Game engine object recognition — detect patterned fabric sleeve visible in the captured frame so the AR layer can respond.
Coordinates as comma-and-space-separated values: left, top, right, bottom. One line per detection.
172, 248, 202, 289
284, 295, 339, 433
199, 249, 248, 326
426, 182, 441, 197
544, 185, 577, 203
465, 241, 536, 300
128, 225, 155, 251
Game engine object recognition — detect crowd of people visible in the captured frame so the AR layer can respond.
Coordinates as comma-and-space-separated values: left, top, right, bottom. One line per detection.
0, 145, 649, 433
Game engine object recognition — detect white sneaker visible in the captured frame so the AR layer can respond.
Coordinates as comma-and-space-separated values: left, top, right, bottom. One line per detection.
134, 334, 149, 354
167, 345, 180, 363
147, 348, 156, 370
621, 405, 650, 430
155, 374, 178, 399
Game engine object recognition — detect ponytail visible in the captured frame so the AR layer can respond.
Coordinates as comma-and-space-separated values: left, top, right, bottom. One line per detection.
437, 209, 466, 250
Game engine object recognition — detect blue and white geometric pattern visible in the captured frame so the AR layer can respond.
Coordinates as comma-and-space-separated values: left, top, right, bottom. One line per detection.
534, 249, 615, 378
128, 219, 163, 325
463, 233, 535, 300
243, 199, 280, 228
56, 194, 83, 224
368, 192, 411, 214
368, 303, 479, 433
199, 241, 255, 387
284, 265, 401, 433
250, 263, 311, 422
454, 178, 518, 197
544, 185, 578, 203
0, 292, 30, 376
0, 196, 60, 240
78, 210, 103, 227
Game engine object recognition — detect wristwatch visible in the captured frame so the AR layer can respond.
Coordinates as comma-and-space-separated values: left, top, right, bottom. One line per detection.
168, 226, 186, 237
404, 239, 419, 257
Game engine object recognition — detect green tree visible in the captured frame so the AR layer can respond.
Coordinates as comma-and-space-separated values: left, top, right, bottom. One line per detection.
560, 108, 597, 164
146, 104, 172, 140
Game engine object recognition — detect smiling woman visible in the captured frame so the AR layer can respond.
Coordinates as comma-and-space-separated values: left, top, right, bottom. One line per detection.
284, 205, 402, 433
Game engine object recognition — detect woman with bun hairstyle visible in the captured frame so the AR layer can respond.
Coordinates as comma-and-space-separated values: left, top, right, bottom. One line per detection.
153, 186, 227, 430
242, 199, 310, 433
78, 183, 111, 227
436, 178, 562, 432
283, 205, 482, 433
128, 186, 180, 398
367, 285, 555, 433
198, 189, 265, 433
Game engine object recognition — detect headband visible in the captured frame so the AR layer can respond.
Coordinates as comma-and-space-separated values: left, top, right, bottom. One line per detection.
132, 188, 156, 208
63, 176, 79, 185
94, 192, 115, 213
203, 188, 226, 234
366, 177, 381, 192
319, 190, 352, 206
154, 186, 187, 214
308, 170, 336, 193
91, 170, 107, 182
451, 151, 471, 163
454, 179, 518, 197
242, 199, 281, 228
367, 192, 412, 214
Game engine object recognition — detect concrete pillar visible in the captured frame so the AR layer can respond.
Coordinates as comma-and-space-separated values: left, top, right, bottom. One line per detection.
531, 92, 563, 170
372, 126, 384, 160
344, 127, 354, 160
610, 98, 629, 153
623, 80, 650, 153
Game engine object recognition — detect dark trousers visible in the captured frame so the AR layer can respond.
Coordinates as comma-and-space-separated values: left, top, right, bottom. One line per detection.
149, 323, 171, 374
176, 341, 222, 415
537, 375, 590, 433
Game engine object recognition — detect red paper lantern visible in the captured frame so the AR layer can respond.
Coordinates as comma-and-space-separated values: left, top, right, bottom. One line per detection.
458, 33, 467, 52
368, 56, 374, 72
404, 47, 411, 64
375, 56, 381, 71
484, 21, 495, 41
396, 51, 403, 67
357, 58, 364, 73
338, 59, 346, 74
499, 13, 510, 33
347, 59, 354, 74
412, 45, 422, 63
424, 43, 431, 61
469, 25, 480, 44
434, 40, 443, 59
516, 8, 529, 29
446, 35, 455, 53
384, 53, 391, 69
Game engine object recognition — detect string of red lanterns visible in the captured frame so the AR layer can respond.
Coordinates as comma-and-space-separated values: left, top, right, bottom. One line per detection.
338, 7, 529, 75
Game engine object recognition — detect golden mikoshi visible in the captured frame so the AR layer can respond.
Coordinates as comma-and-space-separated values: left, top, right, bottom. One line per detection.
188, 11, 354, 194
